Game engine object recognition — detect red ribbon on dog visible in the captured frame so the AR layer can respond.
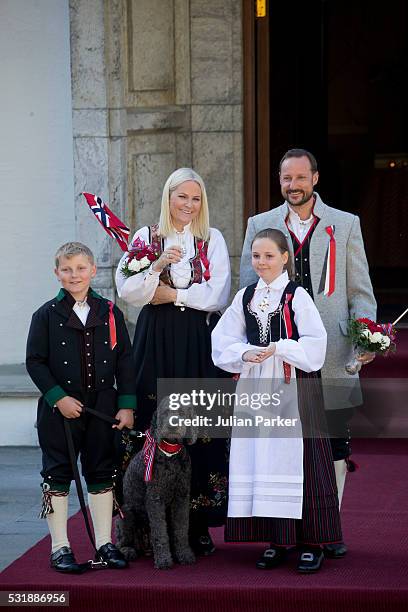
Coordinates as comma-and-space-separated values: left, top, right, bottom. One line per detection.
143, 430, 182, 482
143, 430, 156, 482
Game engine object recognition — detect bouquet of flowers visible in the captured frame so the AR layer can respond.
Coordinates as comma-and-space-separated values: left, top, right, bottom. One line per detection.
120, 237, 160, 278
345, 317, 397, 374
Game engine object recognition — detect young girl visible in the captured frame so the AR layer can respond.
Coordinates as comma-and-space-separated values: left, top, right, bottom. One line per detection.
211, 229, 342, 573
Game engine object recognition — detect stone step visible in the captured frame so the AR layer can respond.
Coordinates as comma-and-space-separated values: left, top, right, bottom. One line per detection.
0, 365, 39, 446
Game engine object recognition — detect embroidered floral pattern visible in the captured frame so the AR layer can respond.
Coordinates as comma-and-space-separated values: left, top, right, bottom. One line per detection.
119, 430, 136, 473
149, 224, 209, 288
246, 302, 282, 344
190, 472, 228, 510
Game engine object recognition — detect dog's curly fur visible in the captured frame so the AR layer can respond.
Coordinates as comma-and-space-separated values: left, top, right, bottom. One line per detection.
116, 399, 197, 569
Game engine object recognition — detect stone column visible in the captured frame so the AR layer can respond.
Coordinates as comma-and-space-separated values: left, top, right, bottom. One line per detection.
69, 0, 243, 320
190, 0, 243, 289
70, 0, 114, 299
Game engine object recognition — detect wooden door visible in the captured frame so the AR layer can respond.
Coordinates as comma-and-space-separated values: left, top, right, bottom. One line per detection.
242, 0, 328, 220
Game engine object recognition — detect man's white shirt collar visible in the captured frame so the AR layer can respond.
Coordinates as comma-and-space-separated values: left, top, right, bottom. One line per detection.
287, 203, 314, 225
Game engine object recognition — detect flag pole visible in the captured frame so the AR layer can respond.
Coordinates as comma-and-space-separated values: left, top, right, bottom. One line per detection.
392, 307, 408, 327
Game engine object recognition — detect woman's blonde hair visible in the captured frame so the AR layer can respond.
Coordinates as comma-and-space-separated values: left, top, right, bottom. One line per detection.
158, 168, 210, 240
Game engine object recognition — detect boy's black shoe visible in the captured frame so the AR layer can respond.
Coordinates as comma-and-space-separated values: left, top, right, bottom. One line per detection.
50, 546, 82, 573
323, 542, 348, 558
190, 534, 216, 556
297, 548, 324, 573
256, 547, 287, 569
96, 543, 128, 569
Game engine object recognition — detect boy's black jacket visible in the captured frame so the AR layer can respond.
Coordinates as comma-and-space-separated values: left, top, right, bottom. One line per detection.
26, 289, 136, 409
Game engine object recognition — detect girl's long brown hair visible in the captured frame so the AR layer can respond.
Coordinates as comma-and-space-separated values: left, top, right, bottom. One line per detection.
251, 228, 294, 280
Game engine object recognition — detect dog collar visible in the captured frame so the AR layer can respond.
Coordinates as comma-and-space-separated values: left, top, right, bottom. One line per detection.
158, 440, 182, 456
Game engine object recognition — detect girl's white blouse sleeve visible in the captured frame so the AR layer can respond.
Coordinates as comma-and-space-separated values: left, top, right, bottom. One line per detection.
211, 289, 257, 373
115, 226, 161, 307
176, 227, 231, 312
274, 287, 327, 372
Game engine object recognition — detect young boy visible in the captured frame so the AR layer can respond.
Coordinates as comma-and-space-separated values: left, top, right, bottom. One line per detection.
26, 242, 136, 573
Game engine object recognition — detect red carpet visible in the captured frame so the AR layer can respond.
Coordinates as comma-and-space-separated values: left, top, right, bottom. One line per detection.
1, 332, 407, 610
360, 328, 408, 378
1, 439, 408, 611
354, 329, 408, 438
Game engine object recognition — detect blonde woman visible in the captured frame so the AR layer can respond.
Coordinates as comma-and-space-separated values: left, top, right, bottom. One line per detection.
116, 168, 231, 555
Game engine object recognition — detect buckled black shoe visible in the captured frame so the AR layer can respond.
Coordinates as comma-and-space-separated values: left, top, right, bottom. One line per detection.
297, 548, 324, 573
190, 534, 216, 556
323, 542, 348, 558
96, 543, 128, 569
50, 546, 82, 573
256, 547, 287, 569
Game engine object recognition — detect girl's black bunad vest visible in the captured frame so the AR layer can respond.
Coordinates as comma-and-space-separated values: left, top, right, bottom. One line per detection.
242, 280, 299, 346
224, 278, 343, 546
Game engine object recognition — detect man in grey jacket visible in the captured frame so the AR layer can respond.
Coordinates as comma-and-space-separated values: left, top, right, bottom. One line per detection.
240, 148, 377, 559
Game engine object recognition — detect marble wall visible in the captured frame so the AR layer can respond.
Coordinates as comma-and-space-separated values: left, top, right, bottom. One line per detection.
70, 0, 243, 322
0, 0, 75, 364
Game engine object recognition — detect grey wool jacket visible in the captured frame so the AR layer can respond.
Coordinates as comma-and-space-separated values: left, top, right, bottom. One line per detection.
239, 193, 377, 410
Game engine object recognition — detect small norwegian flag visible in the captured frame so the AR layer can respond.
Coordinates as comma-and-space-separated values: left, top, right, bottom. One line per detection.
82, 193, 130, 252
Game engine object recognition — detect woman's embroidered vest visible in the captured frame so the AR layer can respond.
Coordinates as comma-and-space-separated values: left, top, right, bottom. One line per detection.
149, 224, 209, 288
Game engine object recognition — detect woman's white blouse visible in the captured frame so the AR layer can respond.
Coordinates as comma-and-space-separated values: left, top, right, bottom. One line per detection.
211, 271, 327, 373
115, 225, 231, 312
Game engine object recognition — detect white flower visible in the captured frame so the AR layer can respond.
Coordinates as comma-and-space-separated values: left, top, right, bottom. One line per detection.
380, 336, 391, 348
371, 332, 383, 343
139, 256, 150, 268
128, 258, 141, 272
360, 329, 371, 338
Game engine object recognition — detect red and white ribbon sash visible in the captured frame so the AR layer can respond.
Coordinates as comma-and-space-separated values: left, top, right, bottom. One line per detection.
323, 225, 336, 296
282, 293, 293, 384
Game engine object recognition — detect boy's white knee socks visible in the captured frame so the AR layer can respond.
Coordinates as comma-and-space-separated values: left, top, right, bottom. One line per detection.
88, 490, 113, 550
47, 494, 69, 553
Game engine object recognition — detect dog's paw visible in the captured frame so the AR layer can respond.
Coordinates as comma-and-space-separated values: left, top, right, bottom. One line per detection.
119, 546, 139, 561
154, 555, 174, 570
174, 547, 196, 565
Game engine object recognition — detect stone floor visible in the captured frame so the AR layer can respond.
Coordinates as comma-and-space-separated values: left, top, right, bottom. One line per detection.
0, 447, 81, 572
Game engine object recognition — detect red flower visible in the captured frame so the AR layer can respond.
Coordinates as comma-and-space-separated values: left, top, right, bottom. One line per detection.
128, 242, 159, 262
357, 318, 382, 333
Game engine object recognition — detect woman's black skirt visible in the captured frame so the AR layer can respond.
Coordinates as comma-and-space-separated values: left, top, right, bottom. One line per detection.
133, 303, 228, 527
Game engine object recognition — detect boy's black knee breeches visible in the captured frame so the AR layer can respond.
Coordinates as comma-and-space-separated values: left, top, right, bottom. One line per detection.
37, 389, 118, 487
